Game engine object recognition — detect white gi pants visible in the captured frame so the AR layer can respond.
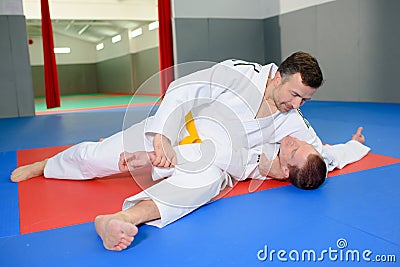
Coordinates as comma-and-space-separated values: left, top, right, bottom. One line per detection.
44, 118, 232, 228
44, 119, 149, 180
123, 165, 231, 228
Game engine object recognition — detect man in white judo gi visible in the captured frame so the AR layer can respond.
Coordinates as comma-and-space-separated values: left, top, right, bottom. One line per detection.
11, 52, 369, 251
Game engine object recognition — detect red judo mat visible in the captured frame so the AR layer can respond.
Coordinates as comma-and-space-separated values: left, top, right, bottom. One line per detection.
17, 146, 400, 234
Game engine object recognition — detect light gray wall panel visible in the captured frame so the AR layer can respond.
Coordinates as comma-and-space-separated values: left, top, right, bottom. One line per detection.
208, 19, 265, 63
0, 16, 18, 117
279, 7, 318, 60
174, 18, 210, 64
58, 64, 97, 95
359, 0, 400, 103
0, 80, 19, 118
313, 0, 360, 101
96, 55, 133, 94
31, 66, 44, 97
263, 16, 281, 66
174, 18, 265, 65
9, 16, 35, 116
32, 64, 98, 97
277, 0, 400, 103
131, 47, 160, 94
0, 15, 34, 118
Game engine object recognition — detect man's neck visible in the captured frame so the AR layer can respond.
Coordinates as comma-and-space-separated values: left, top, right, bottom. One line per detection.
265, 80, 279, 112
255, 79, 277, 118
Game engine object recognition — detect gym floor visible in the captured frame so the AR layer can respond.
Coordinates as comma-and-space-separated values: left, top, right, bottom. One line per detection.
0, 97, 399, 266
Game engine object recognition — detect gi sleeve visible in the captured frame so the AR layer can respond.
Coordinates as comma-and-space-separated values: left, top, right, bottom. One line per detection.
322, 140, 371, 171
143, 61, 242, 148
272, 110, 324, 154
223, 148, 260, 181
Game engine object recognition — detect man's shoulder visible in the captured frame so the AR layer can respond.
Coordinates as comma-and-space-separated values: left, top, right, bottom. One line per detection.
276, 109, 311, 128
217, 59, 277, 78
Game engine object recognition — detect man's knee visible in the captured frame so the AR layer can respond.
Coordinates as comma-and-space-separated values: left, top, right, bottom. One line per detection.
73, 142, 119, 177
171, 165, 224, 189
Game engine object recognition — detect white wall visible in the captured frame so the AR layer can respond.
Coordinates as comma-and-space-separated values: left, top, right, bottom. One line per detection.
172, 0, 335, 19
129, 25, 158, 54
277, 0, 335, 17
95, 30, 130, 62
22, 0, 157, 21
172, 0, 273, 19
95, 25, 158, 62
28, 22, 159, 65
29, 34, 97, 65
0, 0, 24, 15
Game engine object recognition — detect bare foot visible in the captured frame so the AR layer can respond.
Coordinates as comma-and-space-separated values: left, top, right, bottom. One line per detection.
95, 214, 139, 251
10, 159, 47, 182
98, 138, 105, 142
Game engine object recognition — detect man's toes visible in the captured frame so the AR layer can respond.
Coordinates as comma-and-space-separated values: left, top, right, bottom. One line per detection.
11, 174, 24, 182
103, 241, 118, 251
117, 243, 128, 250
122, 222, 138, 237
10, 174, 18, 182
120, 238, 133, 247
125, 235, 134, 243
98, 217, 138, 251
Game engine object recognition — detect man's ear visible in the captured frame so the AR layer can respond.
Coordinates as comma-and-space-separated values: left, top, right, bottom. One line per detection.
281, 164, 290, 179
273, 71, 282, 86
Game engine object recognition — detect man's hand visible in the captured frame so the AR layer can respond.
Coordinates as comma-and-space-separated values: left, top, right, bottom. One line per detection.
152, 134, 177, 168
118, 151, 152, 172
351, 127, 365, 144
259, 154, 286, 179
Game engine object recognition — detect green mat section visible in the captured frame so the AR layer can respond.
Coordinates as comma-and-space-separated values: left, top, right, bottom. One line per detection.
35, 94, 161, 112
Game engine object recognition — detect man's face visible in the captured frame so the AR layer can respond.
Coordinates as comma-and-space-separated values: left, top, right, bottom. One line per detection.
279, 136, 319, 177
273, 72, 317, 112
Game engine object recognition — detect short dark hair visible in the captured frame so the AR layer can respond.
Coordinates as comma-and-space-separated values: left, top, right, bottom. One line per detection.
288, 153, 327, 190
278, 51, 323, 89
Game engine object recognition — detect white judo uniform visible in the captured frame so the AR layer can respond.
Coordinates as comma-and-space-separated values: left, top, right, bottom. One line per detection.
44, 60, 370, 228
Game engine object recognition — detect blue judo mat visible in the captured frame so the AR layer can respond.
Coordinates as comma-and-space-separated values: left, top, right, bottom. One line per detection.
0, 101, 399, 266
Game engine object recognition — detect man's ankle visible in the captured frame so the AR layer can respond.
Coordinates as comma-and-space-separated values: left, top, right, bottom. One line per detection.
118, 210, 140, 226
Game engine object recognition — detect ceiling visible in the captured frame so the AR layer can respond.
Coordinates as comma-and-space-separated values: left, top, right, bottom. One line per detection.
26, 19, 150, 44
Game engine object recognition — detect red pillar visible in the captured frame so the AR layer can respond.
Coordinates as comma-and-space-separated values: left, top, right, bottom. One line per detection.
41, 0, 60, 108
157, 0, 174, 97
